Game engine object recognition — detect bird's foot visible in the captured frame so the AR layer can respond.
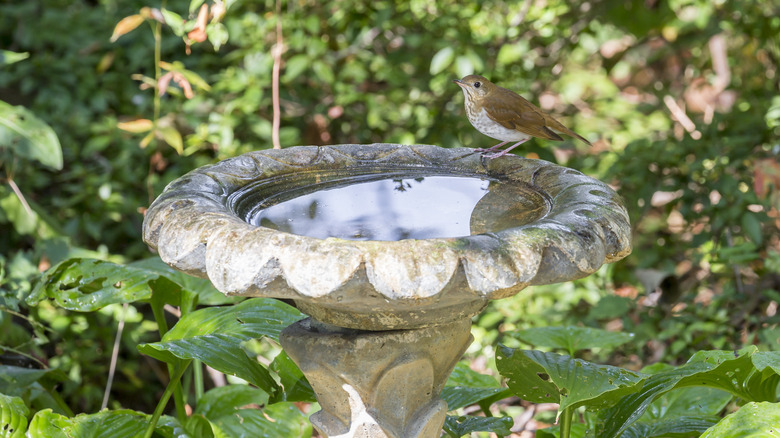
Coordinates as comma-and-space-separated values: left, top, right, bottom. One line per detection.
480, 149, 512, 159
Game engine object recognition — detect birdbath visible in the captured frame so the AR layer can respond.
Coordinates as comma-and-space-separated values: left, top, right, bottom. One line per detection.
142, 144, 631, 438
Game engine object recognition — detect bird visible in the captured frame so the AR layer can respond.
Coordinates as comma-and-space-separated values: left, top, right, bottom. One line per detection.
453, 75, 591, 158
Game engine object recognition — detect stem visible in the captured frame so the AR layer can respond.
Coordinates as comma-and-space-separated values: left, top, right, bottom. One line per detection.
101, 302, 129, 410
559, 406, 574, 438
150, 295, 186, 422
144, 360, 191, 438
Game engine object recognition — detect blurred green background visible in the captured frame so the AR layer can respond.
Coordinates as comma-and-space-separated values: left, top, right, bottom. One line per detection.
1, 0, 778, 433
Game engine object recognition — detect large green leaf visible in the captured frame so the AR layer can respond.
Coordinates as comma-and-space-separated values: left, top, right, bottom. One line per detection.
0, 51, 29, 66
441, 362, 508, 411
138, 298, 304, 396
28, 257, 240, 311
129, 257, 240, 306
27, 409, 151, 438
269, 351, 316, 403
442, 415, 513, 438
0, 393, 29, 438
511, 326, 635, 355
0, 100, 62, 170
597, 346, 780, 438
496, 347, 644, 415
700, 402, 780, 438
27, 258, 160, 311
0, 365, 68, 415
193, 386, 311, 437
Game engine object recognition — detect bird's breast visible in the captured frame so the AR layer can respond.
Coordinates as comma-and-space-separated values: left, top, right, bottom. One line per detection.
466, 107, 530, 142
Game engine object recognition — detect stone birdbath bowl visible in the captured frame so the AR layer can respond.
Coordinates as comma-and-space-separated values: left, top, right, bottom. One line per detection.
142, 144, 631, 438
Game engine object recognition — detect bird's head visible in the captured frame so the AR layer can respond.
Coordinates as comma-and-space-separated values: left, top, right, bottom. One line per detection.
453, 75, 494, 102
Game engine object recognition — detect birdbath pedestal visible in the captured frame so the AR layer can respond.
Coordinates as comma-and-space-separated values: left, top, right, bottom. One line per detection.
142, 144, 632, 438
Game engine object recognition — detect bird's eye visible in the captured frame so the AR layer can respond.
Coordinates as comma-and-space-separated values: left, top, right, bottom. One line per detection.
474, 82, 481, 88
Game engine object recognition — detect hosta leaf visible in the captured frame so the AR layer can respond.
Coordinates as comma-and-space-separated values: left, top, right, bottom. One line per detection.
441, 362, 508, 411
442, 415, 513, 437
269, 351, 316, 403
0, 393, 29, 438
511, 326, 634, 355
496, 347, 644, 416
138, 298, 304, 396
597, 346, 780, 438
700, 402, 780, 438
27, 409, 150, 438
27, 258, 159, 311
0, 101, 62, 170
620, 415, 720, 438
129, 257, 240, 306
28, 257, 236, 311
193, 387, 311, 438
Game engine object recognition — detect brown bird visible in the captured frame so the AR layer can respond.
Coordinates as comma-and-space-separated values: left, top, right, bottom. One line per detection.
454, 75, 591, 158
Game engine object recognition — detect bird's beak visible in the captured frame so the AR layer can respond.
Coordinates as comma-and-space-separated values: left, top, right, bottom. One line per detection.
453, 79, 465, 88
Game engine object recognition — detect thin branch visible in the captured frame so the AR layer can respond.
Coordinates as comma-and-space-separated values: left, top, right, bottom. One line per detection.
271, 0, 283, 149
102, 302, 129, 410
7, 178, 34, 217
663, 95, 701, 140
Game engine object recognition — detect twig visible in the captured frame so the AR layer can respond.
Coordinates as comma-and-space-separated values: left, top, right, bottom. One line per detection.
663, 95, 701, 139
7, 178, 34, 217
102, 302, 129, 410
271, 0, 283, 149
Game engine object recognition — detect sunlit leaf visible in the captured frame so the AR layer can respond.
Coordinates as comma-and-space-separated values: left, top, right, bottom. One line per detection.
116, 118, 153, 133
430, 47, 455, 75
511, 326, 635, 355
206, 23, 229, 51
496, 347, 644, 416
156, 126, 183, 154
0, 393, 29, 437
27, 409, 150, 438
0, 101, 62, 169
160, 8, 185, 36
110, 14, 145, 42
442, 415, 513, 437
0, 51, 29, 66
700, 402, 780, 438
27, 258, 160, 311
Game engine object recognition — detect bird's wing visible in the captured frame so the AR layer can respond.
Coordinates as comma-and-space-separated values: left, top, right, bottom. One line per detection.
485, 88, 564, 141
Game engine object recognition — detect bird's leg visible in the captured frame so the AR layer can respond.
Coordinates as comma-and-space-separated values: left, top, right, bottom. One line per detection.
482, 139, 529, 158
472, 141, 508, 153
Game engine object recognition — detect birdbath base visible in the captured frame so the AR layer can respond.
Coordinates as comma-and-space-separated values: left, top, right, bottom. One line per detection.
280, 317, 473, 438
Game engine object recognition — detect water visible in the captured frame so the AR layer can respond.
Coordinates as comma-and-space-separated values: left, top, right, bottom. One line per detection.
237, 174, 549, 241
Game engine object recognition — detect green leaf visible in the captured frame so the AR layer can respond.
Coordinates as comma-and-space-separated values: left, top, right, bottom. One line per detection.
511, 326, 635, 356
597, 347, 780, 438
430, 47, 455, 75
535, 423, 588, 438
269, 351, 316, 403
129, 257, 240, 306
194, 387, 311, 438
620, 416, 721, 438
27, 258, 159, 311
441, 362, 508, 411
741, 212, 763, 245
0, 393, 29, 437
283, 55, 310, 82
138, 298, 304, 396
496, 347, 644, 416
206, 23, 229, 50
0, 51, 29, 66
189, 0, 206, 13
161, 9, 185, 36
0, 101, 62, 169
700, 402, 780, 437
442, 415, 513, 437
27, 409, 151, 438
